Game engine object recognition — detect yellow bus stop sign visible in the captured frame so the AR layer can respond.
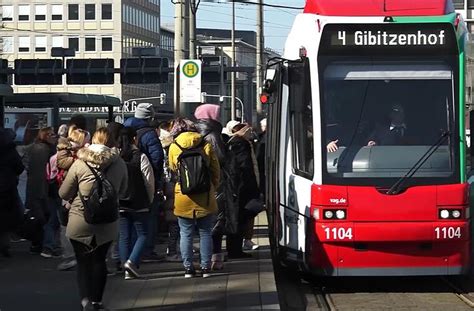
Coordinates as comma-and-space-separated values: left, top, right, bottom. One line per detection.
182, 61, 200, 78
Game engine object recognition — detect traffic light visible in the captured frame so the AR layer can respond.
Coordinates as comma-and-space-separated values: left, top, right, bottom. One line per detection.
120, 57, 169, 84
66, 58, 114, 84
14, 59, 63, 85
0, 59, 8, 84
201, 56, 226, 83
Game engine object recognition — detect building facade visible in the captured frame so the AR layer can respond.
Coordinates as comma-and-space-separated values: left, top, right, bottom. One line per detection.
0, 0, 172, 110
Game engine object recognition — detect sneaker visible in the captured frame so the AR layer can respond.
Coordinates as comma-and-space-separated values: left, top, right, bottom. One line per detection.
57, 259, 77, 271
242, 239, 259, 251
124, 271, 135, 280
124, 260, 140, 278
141, 252, 165, 263
165, 254, 182, 262
201, 268, 211, 278
40, 248, 62, 258
91, 302, 106, 310
184, 268, 196, 278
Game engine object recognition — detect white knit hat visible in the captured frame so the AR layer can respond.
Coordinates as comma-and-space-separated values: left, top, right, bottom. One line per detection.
222, 120, 241, 136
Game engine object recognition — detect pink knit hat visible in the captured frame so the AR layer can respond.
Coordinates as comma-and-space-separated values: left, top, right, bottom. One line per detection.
194, 104, 221, 121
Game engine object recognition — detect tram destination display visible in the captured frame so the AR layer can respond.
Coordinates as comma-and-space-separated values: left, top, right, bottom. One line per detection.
320, 23, 458, 55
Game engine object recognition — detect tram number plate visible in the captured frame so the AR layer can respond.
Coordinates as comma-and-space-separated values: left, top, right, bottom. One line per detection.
324, 227, 353, 240
435, 227, 462, 239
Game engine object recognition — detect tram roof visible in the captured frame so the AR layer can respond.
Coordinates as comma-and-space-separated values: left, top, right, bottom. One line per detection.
5, 92, 121, 109
304, 0, 454, 17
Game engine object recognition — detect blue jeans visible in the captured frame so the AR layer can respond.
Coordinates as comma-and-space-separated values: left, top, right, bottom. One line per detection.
144, 196, 161, 255
119, 212, 148, 265
178, 214, 214, 270
43, 198, 60, 251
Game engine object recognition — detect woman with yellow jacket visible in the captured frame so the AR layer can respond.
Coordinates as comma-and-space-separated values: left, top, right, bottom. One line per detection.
168, 118, 220, 278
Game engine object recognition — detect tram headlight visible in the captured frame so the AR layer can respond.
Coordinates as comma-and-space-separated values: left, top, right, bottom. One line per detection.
324, 210, 334, 219
336, 210, 346, 220
440, 209, 450, 219
452, 210, 461, 219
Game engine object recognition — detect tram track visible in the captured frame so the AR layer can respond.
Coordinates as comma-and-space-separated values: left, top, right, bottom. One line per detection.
277, 268, 474, 311
440, 277, 474, 308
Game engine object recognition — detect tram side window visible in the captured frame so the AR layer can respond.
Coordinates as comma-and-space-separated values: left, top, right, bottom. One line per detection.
288, 59, 314, 178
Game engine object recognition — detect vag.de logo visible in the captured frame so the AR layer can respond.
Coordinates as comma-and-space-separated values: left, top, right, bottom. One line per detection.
330, 198, 347, 205
182, 61, 200, 78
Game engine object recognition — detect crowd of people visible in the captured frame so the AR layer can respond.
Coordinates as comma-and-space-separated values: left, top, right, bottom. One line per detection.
0, 103, 267, 311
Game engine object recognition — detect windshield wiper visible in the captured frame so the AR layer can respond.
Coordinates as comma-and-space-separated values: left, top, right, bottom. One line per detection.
386, 131, 451, 195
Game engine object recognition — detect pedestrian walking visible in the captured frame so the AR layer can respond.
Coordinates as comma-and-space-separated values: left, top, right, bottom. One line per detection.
59, 128, 128, 310
24, 127, 57, 254
124, 103, 165, 261
168, 118, 220, 278
0, 128, 25, 257
117, 127, 155, 280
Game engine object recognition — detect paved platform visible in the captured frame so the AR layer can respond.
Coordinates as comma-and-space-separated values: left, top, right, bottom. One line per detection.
0, 212, 279, 311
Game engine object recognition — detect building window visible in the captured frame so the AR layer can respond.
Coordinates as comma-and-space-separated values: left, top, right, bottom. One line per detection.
35, 5, 47, 21
469, 0, 474, 8
68, 37, 79, 51
2, 37, 13, 53
453, 0, 464, 9
102, 4, 112, 20
1, 6, 13, 21
85, 4, 95, 20
18, 37, 30, 52
51, 4, 63, 21
68, 4, 79, 20
52, 36, 63, 48
18, 5, 30, 21
35, 36, 47, 52
85, 37, 96, 51
102, 37, 112, 51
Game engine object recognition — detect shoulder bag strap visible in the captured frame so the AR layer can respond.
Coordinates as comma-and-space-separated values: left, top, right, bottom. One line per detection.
77, 162, 102, 206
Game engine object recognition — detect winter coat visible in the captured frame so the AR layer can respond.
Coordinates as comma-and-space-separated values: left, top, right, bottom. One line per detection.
24, 141, 55, 203
123, 117, 164, 184
168, 132, 220, 219
119, 147, 155, 212
0, 130, 24, 233
227, 136, 260, 210
58, 144, 128, 246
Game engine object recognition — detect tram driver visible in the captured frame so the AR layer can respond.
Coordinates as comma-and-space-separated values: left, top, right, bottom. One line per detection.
367, 104, 407, 146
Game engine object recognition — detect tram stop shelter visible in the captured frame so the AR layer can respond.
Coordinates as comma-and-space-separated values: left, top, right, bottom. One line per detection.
0, 85, 13, 127
2, 92, 121, 129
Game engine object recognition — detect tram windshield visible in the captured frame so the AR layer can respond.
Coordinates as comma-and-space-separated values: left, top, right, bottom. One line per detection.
321, 60, 457, 186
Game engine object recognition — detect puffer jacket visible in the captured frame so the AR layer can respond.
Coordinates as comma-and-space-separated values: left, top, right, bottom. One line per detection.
58, 144, 128, 246
123, 117, 164, 184
168, 132, 220, 219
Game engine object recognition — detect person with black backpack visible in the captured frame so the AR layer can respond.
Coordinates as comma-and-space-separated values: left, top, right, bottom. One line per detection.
117, 127, 155, 280
59, 128, 128, 311
123, 103, 165, 262
168, 118, 220, 278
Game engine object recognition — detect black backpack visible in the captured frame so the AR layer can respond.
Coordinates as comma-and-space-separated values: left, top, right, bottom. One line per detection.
174, 140, 211, 195
78, 162, 119, 224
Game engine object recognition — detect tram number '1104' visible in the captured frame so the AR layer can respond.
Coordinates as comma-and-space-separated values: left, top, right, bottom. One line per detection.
435, 227, 461, 239
324, 227, 353, 240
